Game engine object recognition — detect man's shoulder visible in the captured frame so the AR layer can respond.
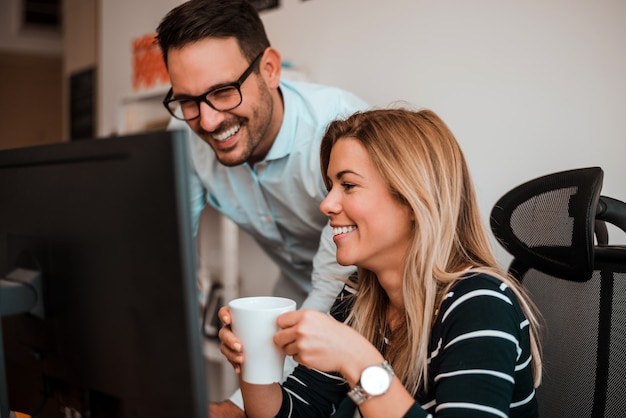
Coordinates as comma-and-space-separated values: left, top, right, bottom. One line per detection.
280, 78, 368, 116
280, 78, 355, 96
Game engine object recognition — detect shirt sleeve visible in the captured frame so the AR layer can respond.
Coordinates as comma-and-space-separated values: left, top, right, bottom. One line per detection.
274, 288, 354, 417
300, 220, 356, 312
276, 366, 349, 418
166, 117, 206, 236
187, 165, 206, 236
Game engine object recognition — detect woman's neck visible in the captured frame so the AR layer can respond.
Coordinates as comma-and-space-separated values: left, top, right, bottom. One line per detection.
386, 304, 404, 331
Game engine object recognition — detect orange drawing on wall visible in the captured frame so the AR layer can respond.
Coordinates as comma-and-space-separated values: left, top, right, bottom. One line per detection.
132, 33, 169, 91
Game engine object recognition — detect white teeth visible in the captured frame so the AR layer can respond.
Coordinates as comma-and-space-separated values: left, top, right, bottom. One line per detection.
212, 124, 240, 142
332, 226, 357, 236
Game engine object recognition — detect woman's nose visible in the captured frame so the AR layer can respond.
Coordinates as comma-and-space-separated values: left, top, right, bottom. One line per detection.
320, 188, 340, 217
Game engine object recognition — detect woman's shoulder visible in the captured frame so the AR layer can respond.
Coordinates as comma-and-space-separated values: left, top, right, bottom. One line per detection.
439, 271, 524, 318
438, 271, 525, 327
448, 271, 512, 297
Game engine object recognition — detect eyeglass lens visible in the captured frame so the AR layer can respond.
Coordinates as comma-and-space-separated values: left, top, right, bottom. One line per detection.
177, 86, 242, 119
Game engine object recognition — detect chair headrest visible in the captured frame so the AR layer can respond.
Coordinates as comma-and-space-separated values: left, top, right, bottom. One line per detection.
490, 167, 603, 282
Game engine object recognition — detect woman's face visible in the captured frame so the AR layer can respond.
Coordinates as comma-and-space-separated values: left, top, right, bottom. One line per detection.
320, 137, 414, 277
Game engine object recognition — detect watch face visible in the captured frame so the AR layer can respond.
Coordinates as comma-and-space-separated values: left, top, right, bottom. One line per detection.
360, 365, 392, 396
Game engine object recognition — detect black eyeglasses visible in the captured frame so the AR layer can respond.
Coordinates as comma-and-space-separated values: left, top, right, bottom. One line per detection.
163, 50, 265, 121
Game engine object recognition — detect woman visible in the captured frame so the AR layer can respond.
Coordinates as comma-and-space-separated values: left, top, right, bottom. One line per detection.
218, 108, 542, 417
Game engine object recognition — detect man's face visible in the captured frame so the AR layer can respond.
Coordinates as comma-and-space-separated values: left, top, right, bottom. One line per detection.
167, 37, 276, 166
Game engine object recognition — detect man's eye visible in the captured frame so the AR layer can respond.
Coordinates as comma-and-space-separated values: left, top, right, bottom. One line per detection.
210, 87, 239, 100
179, 99, 195, 109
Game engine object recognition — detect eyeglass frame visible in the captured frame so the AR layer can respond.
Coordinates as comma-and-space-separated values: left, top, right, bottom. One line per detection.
162, 50, 265, 121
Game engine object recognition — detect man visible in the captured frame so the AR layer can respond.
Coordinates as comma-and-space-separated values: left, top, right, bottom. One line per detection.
155, 1, 367, 416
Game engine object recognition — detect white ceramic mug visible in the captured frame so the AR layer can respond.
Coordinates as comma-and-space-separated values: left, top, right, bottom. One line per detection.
228, 296, 296, 384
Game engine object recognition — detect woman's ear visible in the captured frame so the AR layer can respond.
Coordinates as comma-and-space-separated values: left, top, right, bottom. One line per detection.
260, 47, 282, 88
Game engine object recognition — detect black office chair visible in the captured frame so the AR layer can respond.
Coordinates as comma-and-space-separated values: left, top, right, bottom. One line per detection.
489, 167, 626, 418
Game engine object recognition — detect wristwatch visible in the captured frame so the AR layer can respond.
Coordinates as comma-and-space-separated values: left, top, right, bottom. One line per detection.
347, 360, 395, 405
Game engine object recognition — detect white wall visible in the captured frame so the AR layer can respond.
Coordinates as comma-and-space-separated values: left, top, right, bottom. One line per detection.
100, 0, 626, 270
99, 0, 177, 137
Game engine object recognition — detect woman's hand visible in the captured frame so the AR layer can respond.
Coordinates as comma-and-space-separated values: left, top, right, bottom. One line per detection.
217, 305, 244, 374
274, 309, 380, 376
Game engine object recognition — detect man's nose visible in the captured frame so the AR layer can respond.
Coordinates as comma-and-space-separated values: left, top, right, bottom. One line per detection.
198, 101, 226, 132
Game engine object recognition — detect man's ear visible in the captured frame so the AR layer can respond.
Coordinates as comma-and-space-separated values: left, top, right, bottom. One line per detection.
260, 47, 282, 88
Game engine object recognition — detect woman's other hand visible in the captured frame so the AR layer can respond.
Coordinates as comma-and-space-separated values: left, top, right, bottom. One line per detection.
274, 309, 379, 376
217, 305, 244, 374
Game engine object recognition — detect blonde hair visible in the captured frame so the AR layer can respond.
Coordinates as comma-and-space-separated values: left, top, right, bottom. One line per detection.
320, 108, 542, 395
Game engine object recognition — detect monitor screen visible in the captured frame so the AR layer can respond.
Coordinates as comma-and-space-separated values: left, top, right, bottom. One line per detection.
0, 130, 208, 418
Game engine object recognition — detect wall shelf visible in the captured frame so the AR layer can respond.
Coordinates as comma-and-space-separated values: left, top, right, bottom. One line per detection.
117, 85, 171, 135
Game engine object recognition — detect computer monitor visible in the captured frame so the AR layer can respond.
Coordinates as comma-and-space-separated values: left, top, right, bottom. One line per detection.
0, 130, 208, 418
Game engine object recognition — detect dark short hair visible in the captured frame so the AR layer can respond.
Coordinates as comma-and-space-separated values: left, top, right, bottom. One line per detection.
155, 0, 271, 67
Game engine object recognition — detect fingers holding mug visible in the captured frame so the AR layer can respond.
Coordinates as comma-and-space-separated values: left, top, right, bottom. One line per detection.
217, 306, 244, 373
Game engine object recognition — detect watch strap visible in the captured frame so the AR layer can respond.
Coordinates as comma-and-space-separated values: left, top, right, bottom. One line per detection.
347, 360, 394, 405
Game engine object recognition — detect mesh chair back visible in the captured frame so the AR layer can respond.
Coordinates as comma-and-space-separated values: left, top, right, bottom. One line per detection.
490, 167, 626, 418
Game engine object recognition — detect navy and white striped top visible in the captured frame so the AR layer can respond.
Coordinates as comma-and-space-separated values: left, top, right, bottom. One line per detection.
275, 273, 539, 417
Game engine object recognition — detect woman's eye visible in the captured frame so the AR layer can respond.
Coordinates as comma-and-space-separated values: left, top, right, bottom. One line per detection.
342, 183, 356, 190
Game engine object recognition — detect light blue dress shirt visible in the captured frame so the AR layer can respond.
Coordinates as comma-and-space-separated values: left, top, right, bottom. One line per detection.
171, 79, 368, 312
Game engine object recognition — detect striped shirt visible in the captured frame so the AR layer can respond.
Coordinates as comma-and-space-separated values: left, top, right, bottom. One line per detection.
275, 273, 538, 417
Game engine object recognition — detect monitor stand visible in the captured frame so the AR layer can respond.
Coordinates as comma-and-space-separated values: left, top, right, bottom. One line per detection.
0, 268, 45, 418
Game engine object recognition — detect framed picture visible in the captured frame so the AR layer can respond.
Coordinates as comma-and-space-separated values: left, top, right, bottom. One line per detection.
249, 0, 279, 12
